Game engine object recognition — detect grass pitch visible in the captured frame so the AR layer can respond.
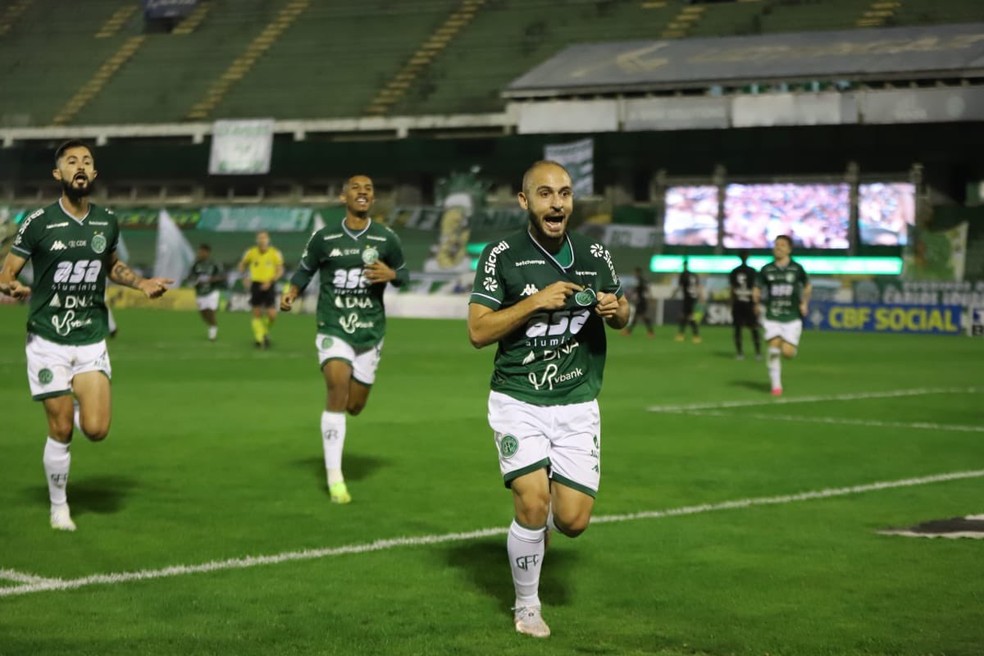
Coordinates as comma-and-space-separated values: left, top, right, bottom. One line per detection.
0, 306, 981, 655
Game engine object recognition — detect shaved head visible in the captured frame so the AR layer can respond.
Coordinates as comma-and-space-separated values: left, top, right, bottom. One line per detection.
522, 160, 571, 197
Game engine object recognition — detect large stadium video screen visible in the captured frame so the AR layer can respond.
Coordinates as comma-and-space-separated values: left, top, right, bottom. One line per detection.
723, 183, 850, 249
859, 182, 915, 246
663, 185, 719, 246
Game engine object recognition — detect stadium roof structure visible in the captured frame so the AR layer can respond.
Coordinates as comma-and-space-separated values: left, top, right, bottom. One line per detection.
504, 22, 984, 99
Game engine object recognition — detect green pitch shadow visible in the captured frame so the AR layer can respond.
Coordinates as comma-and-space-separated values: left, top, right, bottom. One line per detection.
23, 475, 139, 516
290, 453, 389, 487
445, 538, 580, 614
728, 379, 772, 393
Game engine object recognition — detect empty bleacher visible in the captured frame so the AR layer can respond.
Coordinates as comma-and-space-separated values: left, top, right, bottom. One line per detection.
1, 0, 981, 127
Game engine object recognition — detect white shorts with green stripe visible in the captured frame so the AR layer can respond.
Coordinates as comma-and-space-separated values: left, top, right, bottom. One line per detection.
487, 390, 601, 498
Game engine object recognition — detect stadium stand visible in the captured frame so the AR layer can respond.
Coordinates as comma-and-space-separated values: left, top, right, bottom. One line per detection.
2, 0, 982, 126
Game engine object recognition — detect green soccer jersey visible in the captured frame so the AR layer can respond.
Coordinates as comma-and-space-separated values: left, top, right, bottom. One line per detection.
470, 230, 624, 406
189, 260, 223, 295
290, 218, 408, 350
757, 259, 809, 322
10, 201, 120, 345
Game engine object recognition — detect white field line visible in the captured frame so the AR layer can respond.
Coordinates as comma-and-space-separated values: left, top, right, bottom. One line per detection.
647, 387, 981, 413
0, 569, 62, 585
680, 410, 984, 434
2, 469, 983, 599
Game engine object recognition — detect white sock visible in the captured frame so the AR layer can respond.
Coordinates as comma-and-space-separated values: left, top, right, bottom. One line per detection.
321, 411, 346, 486
207, 325, 218, 340
43, 437, 71, 507
768, 346, 782, 389
507, 519, 546, 608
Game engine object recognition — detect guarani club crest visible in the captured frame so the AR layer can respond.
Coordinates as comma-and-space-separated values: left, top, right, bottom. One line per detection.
361, 246, 379, 265
497, 433, 519, 458
91, 232, 107, 254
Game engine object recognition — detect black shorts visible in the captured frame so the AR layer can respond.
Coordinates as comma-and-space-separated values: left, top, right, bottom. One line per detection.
682, 298, 696, 318
250, 282, 277, 308
732, 302, 758, 327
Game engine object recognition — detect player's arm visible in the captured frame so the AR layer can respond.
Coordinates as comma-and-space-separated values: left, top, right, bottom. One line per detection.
0, 252, 30, 298
273, 249, 285, 283
109, 252, 172, 298
281, 241, 319, 311
468, 281, 581, 349
595, 292, 630, 330
800, 281, 812, 316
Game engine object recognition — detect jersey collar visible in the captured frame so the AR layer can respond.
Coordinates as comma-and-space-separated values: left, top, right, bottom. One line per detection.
58, 198, 90, 224
526, 230, 574, 271
342, 216, 372, 240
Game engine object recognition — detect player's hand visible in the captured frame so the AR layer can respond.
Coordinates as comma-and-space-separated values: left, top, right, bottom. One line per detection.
280, 289, 298, 312
0, 280, 31, 299
800, 301, 809, 317
594, 291, 619, 318
534, 281, 581, 311
364, 261, 395, 284
139, 277, 173, 299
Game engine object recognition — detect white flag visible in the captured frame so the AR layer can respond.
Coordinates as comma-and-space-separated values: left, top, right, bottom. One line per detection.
115, 232, 131, 263
154, 209, 195, 282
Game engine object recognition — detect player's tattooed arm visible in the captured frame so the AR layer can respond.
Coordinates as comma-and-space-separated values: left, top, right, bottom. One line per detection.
109, 253, 174, 299
0, 253, 31, 298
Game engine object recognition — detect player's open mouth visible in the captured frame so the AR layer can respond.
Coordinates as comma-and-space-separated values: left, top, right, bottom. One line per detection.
544, 215, 565, 225
73, 174, 88, 184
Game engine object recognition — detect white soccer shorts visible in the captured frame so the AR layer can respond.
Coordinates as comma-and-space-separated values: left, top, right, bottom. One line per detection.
195, 290, 220, 311
25, 334, 112, 400
487, 390, 601, 497
316, 334, 383, 386
762, 318, 803, 347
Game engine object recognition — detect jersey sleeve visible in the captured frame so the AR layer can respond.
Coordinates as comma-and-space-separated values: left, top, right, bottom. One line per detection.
469, 241, 507, 309
384, 228, 409, 288
289, 233, 321, 291
274, 248, 284, 268
9, 208, 44, 259
596, 246, 623, 298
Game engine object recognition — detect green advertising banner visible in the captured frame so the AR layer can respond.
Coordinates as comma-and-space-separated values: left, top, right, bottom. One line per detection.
197, 207, 314, 232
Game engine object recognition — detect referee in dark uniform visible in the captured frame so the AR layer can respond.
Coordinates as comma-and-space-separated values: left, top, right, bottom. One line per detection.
729, 250, 761, 360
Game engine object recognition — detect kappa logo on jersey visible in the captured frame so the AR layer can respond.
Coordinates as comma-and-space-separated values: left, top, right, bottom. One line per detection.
483, 277, 498, 292
50, 240, 67, 251
521, 284, 539, 297
329, 248, 343, 257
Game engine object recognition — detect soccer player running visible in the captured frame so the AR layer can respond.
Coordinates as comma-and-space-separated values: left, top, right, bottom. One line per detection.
468, 161, 629, 638
238, 230, 283, 348
280, 175, 407, 504
729, 249, 761, 360
621, 266, 655, 337
673, 257, 703, 343
0, 140, 173, 531
186, 243, 223, 341
753, 235, 811, 396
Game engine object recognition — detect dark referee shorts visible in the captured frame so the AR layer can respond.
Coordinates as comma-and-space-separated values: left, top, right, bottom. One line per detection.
682, 298, 696, 319
732, 301, 758, 327
250, 282, 277, 308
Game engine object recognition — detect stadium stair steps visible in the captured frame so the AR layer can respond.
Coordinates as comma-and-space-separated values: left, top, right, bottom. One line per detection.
364, 0, 488, 117
0, 0, 33, 37
95, 3, 139, 38
172, 1, 212, 36
185, 0, 310, 120
856, 1, 901, 28
661, 3, 706, 39
52, 35, 147, 125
